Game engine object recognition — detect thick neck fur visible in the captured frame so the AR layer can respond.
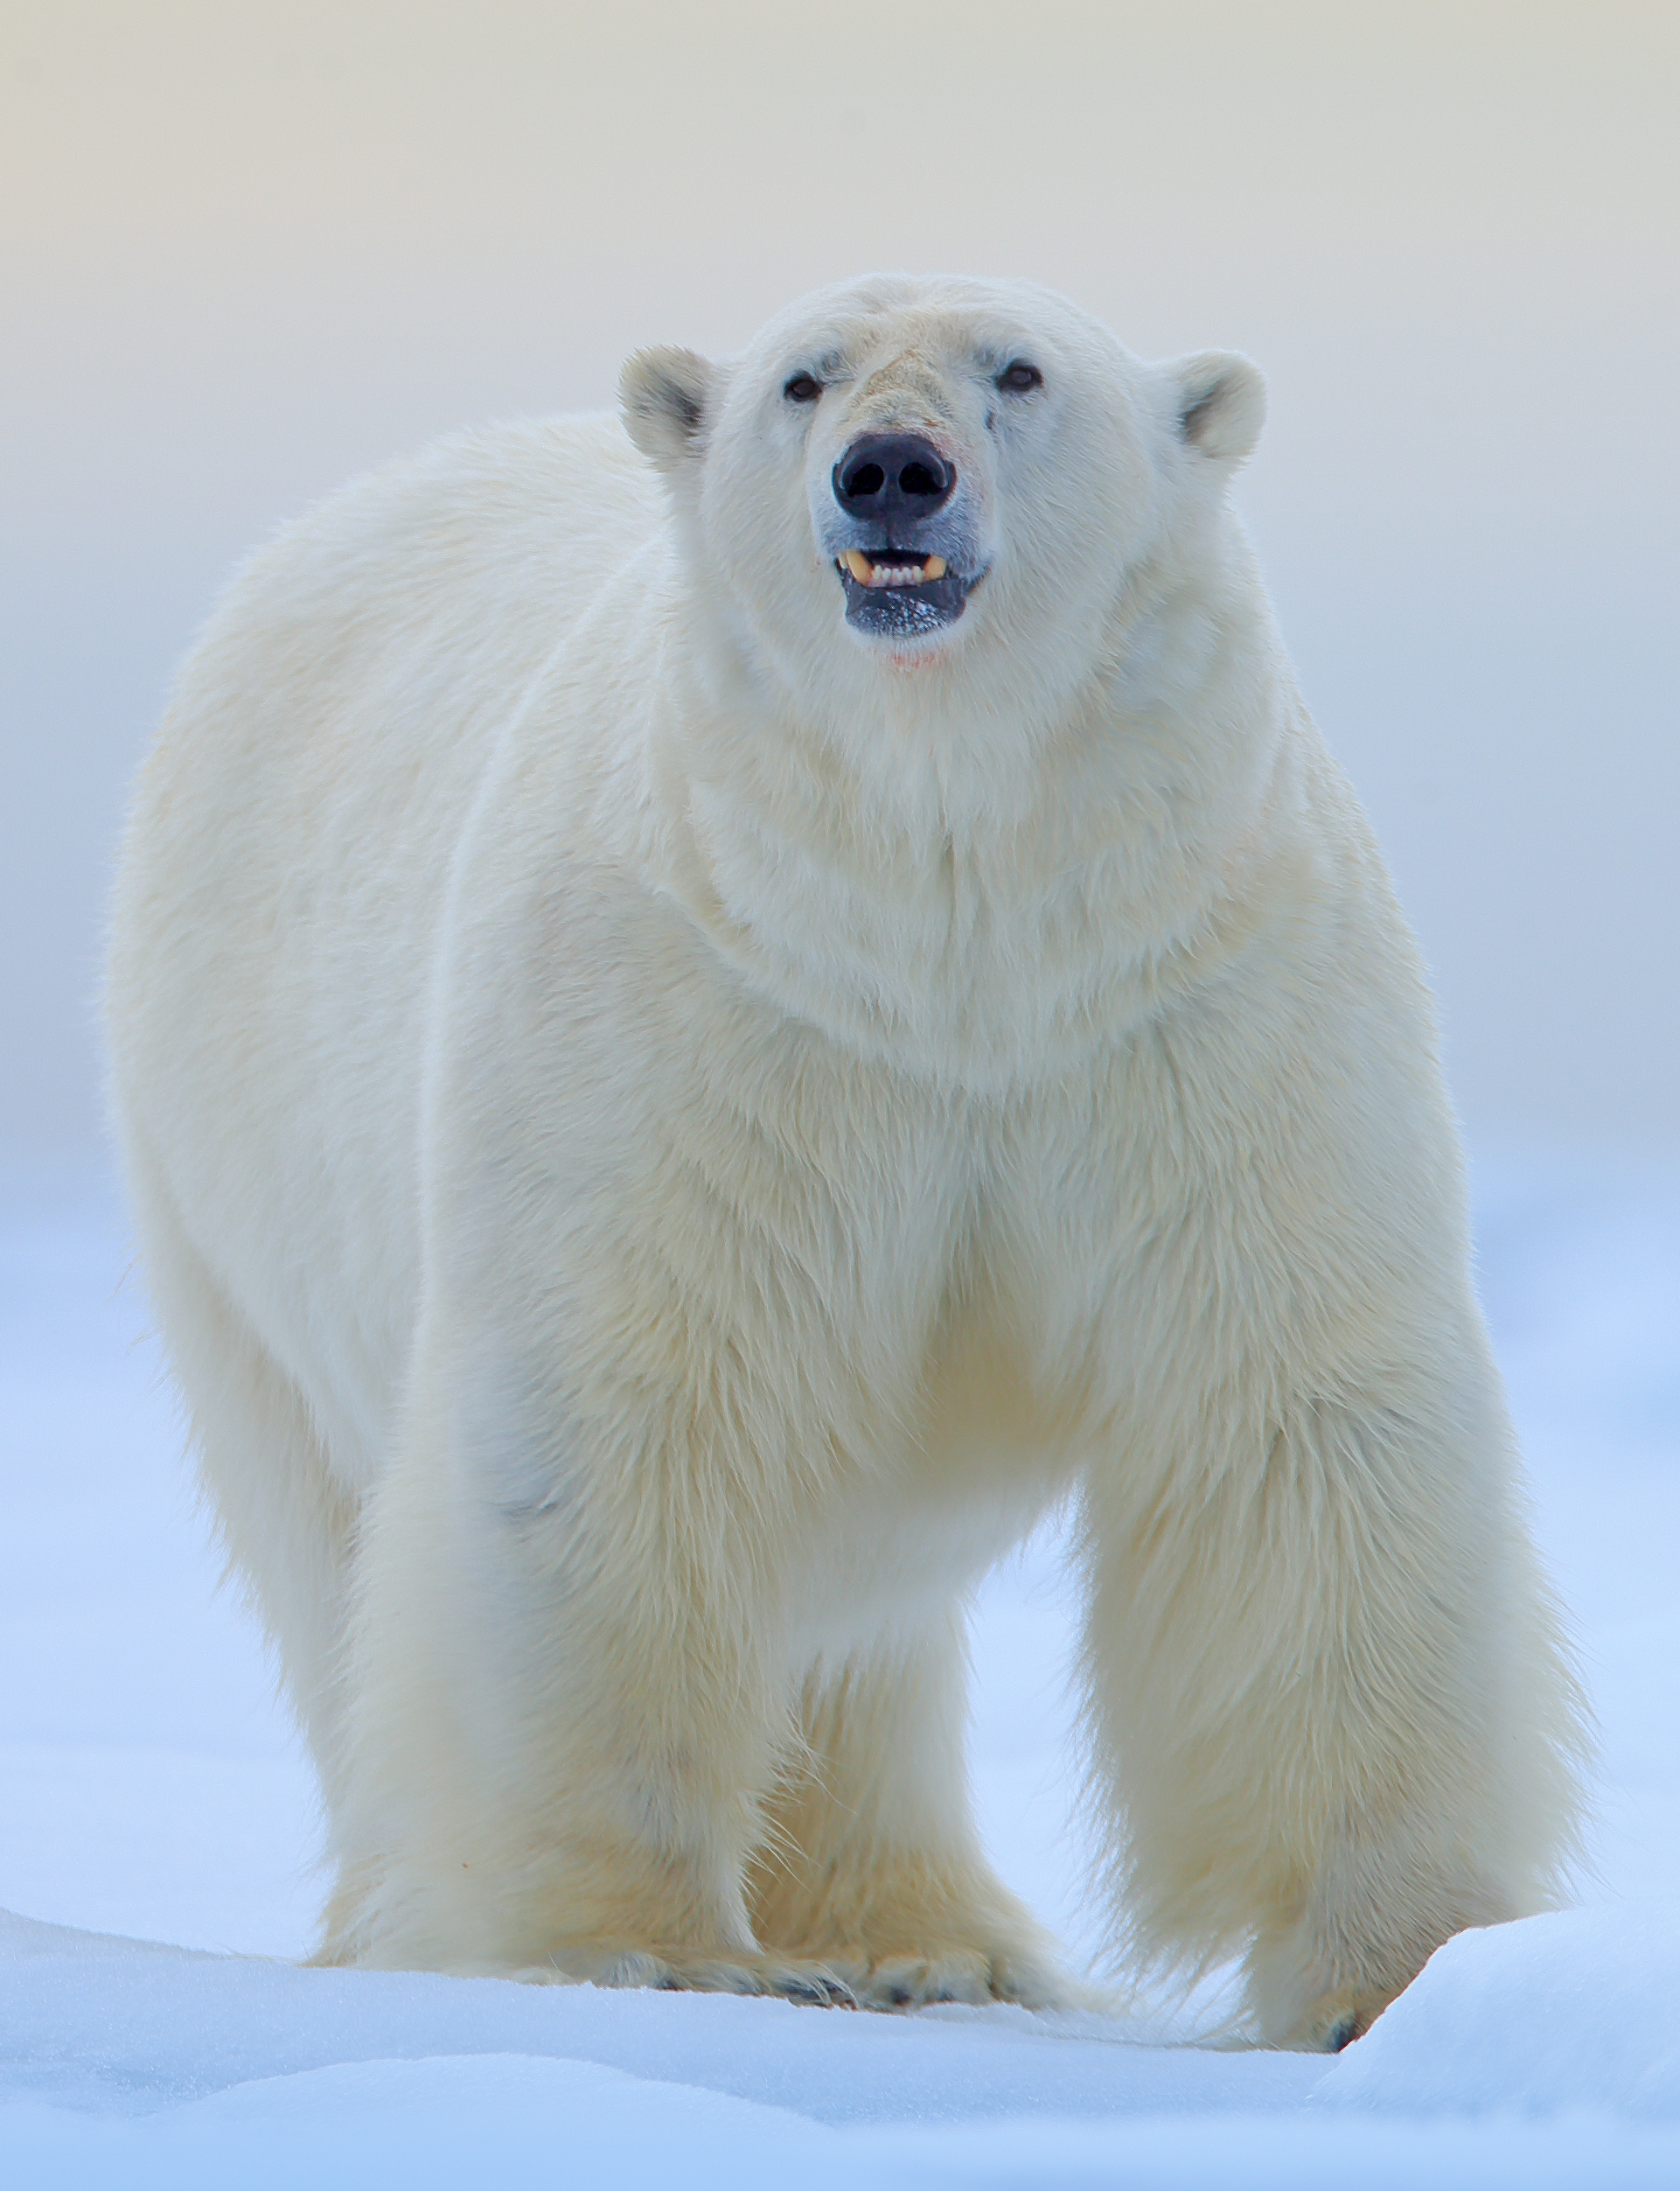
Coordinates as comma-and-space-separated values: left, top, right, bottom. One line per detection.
635, 504, 1307, 1092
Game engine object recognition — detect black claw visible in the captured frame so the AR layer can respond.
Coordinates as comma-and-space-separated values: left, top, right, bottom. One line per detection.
784, 1975, 854, 2007
1325, 2014, 1361, 2052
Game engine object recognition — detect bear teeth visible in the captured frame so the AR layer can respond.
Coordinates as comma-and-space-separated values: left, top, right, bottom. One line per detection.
839, 550, 949, 589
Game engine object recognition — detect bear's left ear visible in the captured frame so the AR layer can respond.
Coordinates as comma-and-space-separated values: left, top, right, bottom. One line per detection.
620, 345, 720, 475
1165, 352, 1267, 467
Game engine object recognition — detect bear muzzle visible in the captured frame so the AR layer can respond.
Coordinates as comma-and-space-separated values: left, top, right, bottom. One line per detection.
827, 432, 980, 639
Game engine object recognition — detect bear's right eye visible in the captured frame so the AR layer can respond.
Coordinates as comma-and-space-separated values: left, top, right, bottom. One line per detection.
783, 373, 823, 405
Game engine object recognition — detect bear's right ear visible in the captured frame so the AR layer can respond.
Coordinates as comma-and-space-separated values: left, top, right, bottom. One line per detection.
619, 346, 719, 475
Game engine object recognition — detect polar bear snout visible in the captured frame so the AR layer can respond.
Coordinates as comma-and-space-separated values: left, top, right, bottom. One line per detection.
832, 434, 956, 524
826, 431, 979, 640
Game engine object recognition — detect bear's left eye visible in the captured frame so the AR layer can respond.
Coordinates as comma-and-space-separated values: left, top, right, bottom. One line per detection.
783, 373, 823, 404
996, 360, 1043, 394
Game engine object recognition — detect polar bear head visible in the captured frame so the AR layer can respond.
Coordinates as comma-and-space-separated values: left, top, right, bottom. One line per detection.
621, 275, 1265, 735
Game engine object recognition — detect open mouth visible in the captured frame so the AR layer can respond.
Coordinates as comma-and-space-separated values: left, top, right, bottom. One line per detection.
834, 548, 973, 638
836, 548, 949, 589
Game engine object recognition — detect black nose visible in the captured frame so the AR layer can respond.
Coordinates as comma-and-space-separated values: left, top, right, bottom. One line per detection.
832, 433, 956, 521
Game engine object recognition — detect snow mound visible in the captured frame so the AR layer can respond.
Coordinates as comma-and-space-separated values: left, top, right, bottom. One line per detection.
1318, 1904, 1680, 2120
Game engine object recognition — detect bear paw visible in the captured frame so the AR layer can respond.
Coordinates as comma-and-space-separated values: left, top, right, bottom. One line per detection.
1273, 1983, 1391, 2053
832, 1943, 1086, 2013
510, 1944, 857, 2006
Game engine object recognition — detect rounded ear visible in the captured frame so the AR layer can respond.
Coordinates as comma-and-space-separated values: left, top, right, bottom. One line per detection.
619, 345, 719, 474
1165, 351, 1267, 466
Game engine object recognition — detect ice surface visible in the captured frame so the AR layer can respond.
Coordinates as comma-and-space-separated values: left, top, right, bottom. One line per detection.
2, 1154, 1677, 2182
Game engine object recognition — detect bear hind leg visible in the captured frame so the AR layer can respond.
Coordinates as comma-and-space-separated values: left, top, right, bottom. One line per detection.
749, 1615, 1080, 2011
122, 1148, 360, 1825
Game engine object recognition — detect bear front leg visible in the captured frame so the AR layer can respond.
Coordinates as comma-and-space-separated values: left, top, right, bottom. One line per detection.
749, 1615, 1080, 2010
322, 1326, 855, 2002
1078, 1377, 1583, 2048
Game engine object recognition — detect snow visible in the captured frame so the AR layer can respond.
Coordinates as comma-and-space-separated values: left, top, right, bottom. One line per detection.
1314, 1904, 1680, 2119
2, 1154, 1678, 2184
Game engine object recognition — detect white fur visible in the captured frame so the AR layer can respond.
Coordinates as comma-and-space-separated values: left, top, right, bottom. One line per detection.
106, 275, 1584, 2048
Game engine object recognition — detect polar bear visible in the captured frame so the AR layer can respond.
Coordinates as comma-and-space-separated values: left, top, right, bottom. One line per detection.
106, 274, 1583, 2048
